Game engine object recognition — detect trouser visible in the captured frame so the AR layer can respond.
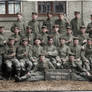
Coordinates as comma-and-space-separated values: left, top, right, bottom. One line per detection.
0, 55, 2, 72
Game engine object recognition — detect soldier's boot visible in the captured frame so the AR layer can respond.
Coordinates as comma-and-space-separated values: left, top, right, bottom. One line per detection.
6, 68, 12, 80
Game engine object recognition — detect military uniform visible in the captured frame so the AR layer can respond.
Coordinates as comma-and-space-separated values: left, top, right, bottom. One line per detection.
16, 38, 33, 73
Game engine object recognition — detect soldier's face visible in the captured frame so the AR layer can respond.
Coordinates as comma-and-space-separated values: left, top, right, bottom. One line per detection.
32, 15, 38, 20
23, 41, 28, 46
54, 28, 59, 32
69, 56, 75, 61
80, 28, 86, 33
47, 14, 52, 18
35, 39, 41, 45
67, 29, 72, 34
48, 39, 53, 44
40, 56, 45, 61
27, 29, 32, 33
60, 39, 65, 45
17, 14, 22, 20
87, 40, 92, 45
9, 40, 15, 45
59, 15, 64, 20
42, 28, 48, 33
0, 28, 4, 33
14, 28, 20, 34
75, 14, 80, 19
73, 40, 79, 45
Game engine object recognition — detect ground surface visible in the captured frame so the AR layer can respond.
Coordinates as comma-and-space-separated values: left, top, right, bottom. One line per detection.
0, 80, 92, 91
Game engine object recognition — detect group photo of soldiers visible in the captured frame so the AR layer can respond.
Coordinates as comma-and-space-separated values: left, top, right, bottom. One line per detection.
0, 10, 92, 82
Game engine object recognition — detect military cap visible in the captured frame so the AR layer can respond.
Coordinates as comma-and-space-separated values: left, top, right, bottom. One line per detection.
87, 38, 92, 41
53, 24, 59, 28
73, 37, 79, 40
0, 26, 4, 29
26, 26, 32, 30
32, 12, 38, 15
41, 26, 47, 29
48, 36, 53, 41
39, 52, 46, 57
80, 25, 86, 29
74, 11, 80, 14
59, 36, 66, 40
66, 26, 72, 29
22, 37, 28, 41
34, 37, 41, 41
69, 52, 75, 56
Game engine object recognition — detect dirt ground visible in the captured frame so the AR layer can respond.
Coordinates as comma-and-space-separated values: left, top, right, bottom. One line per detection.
0, 80, 92, 91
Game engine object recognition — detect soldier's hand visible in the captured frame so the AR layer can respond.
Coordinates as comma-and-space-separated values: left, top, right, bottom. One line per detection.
83, 40, 87, 43
3, 40, 6, 43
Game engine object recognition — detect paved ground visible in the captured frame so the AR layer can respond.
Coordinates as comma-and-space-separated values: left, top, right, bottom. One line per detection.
0, 80, 92, 91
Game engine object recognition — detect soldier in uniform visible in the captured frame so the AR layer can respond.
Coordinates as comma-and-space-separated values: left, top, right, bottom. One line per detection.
70, 11, 84, 36
24, 26, 35, 45
4, 37, 20, 79
43, 12, 54, 35
58, 37, 71, 68
81, 38, 92, 71
63, 26, 73, 46
10, 26, 21, 48
55, 13, 70, 35
15, 53, 55, 82
78, 25, 89, 45
11, 12, 26, 36
52, 24, 61, 47
16, 38, 33, 74
0, 26, 6, 79
28, 12, 40, 37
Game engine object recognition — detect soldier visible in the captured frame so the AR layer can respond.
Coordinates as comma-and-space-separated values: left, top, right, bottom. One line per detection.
58, 37, 71, 68
15, 53, 55, 82
63, 26, 73, 46
81, 38, 92, 70
37, 26, 48, 46
55, 13, 70, 35
70, 11, 84, 36
44, 37, 58, 68
28, 12, 40, 37
0, 26, 6, 79
10, 26, 21, 48
24, 26, 35, 45
11, 12, 26, 36
43, 12, 54, 34
4, 37, 20, 79
78, 25, 89, 45
52, 24, 61, 47
16, 38, 33, 74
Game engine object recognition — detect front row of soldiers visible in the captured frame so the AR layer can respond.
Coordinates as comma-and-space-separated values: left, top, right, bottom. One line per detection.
0, 24, 92, 82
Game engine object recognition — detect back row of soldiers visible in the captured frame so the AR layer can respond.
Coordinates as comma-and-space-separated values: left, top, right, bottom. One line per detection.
0, 11, 91, 81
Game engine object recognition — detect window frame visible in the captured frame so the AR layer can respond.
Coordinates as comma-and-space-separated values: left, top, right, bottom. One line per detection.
38, 1, 66, 16
0, 1, 21, 17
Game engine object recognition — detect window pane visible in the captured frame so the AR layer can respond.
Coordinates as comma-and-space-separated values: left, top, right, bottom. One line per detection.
53, 1, 66, 14
0, 2, 5, 14
15, 3, 20, 14
8, 3, 14, 14
38, 2, 52, 14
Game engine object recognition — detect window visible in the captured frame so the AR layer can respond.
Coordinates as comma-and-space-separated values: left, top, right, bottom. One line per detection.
38, 1, 66, 16
0, 1, 21, 17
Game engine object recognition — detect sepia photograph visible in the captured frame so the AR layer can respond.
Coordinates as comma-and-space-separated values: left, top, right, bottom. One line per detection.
0, 0, 92, 91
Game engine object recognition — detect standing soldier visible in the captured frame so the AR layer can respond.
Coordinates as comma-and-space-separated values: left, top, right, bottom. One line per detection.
4, 37, 20, 79
16, 38, 33, 75
10, 26, 21, 48
55, 13, 70, 35
43, 12, 54, 35
78, 25, 89, 45
24, 26, 35, 45
52, 24, 61, 47
70, 11, 84, 36
11, 12, 26, 36
0, 26, 6, 79
28, 12, 40, 37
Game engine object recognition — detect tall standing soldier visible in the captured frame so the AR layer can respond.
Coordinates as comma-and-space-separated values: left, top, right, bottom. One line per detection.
0, 26, 6, 79
11, 12, 26, 37
70, 11, 84, 36
55, 12, 70, 35
28, 12, 40, 37
43, 12, 54, 35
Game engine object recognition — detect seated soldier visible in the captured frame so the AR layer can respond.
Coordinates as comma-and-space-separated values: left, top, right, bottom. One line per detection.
16, 37, 33, 75
44, 36, 58, 68
78, 25, 89, 46
4, 37, 20, 79
10, 26, 21, 48
15, 53, 55, 82
57, 37, 71, 68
